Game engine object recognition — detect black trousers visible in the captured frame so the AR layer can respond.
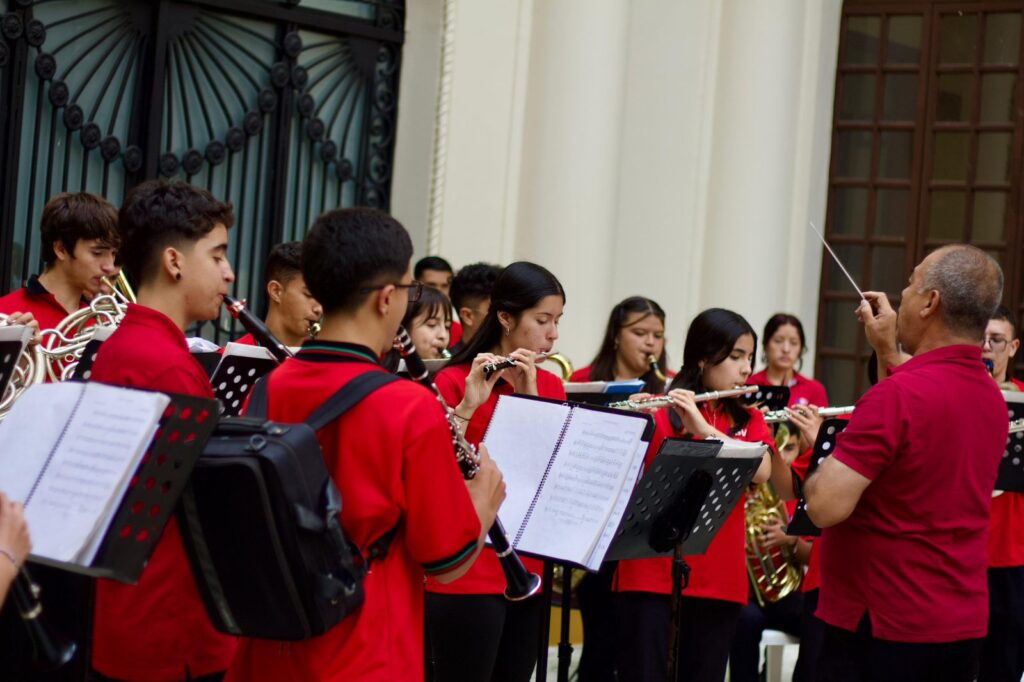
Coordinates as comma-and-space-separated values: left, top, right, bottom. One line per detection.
729, 590, 803, 682
577, 561, 617, 682
613, 592, 742, 682
979, 565, 1024, 682
819, 615, 982, 682
425, 593, 543, 682
793, 588, 826, 682
89, 672, 224, 682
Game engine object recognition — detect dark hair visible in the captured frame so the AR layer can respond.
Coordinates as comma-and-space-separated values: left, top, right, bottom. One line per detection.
991, 304, 1018, 340
922, 244, 1002, 340
668, 308, 757, 433
382, 287, 453, 371
588, 296, 668, 393
762, 313, 807, 369
414, 255, 453, 278
118, 180, 234, 285
450, 262, 501, 313
263, 241, 303, 287
40, 192, 120, 266
449, 261, 565, 366
302, 207, 413, 314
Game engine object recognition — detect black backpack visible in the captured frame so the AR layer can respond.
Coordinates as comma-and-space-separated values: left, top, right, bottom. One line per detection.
178, 370, 400, 640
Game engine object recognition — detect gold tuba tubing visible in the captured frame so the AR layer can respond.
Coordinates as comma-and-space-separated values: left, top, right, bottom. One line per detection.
744, 480, 802, 607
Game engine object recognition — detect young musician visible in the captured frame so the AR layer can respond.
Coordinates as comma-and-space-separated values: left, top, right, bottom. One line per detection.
980, 305, 1024, 682
571, 295, 670, 392
749, 313, 828, 407
234, 241, 322, 348
383, 285, 453, 371
0, 492, 30, 608
415, 256, 454, 296
425, 261, 566, 682
568, 295, 669, 682
87, 180, 237, 681
449, 261, 501, 351
806, 245, 1006, 682
0, 192, 119, 330
614, 308, 773, 682
226, 208, 504, 682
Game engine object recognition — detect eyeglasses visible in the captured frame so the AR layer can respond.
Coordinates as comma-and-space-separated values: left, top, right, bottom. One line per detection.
359, 280, 424, 303
984, 336, 1009, 352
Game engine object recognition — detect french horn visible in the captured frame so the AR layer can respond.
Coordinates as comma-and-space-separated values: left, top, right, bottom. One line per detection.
0, 316, 45, 422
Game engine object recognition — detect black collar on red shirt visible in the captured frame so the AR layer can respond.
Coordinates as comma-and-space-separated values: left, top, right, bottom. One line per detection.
26, 274, 48, 295
297, 340, 380, 365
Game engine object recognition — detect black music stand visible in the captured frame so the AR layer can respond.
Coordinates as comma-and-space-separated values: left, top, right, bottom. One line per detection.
741, 385, 790, 412
69, 326, 116, 382
210, 352, 277, 416
998, 394, 1024, 493
0, 326, 31, 397
787, 418, 849, 537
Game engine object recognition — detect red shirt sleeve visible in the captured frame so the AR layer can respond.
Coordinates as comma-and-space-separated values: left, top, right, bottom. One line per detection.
832, 381, 905, 481
434, 366, 467, 409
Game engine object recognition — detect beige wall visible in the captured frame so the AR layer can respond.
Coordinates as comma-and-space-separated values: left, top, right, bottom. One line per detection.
391, 0, 842, 375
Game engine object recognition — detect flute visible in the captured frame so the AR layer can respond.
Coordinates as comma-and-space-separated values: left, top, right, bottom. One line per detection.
608, 385, 758, 412
763, 405, 856, 424
483, 350, 555, 378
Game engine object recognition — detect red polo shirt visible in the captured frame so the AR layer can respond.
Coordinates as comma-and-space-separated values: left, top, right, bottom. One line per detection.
426, 363, 566, 594
989, 376, 1024, 567
226, 342, 481, 682
570, 365, 593, 382
0, 274, 80, 330
748, 369, 828, 408
614, 404, 773, 604
791, 444, 826, 593
449, 319, 463, 347
818, 344, 1006, 643
88, 304, 236, 680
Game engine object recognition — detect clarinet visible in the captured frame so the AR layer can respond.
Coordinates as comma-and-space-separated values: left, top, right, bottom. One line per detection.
11, 565, 77, 670
393, 328, 542, 601
223, 295, 294, 363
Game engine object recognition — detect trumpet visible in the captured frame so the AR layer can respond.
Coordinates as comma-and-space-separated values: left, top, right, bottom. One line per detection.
763, 405, 856, 424
608, 385, 757, 412
483, 350, 556, 378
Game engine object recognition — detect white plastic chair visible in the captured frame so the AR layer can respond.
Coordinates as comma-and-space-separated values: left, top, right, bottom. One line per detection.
760, 628, 800, 682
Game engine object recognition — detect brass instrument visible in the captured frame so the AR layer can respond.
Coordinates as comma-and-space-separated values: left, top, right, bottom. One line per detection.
608, 385, 757, 412
37, 294, 128, 382
0, 318, 45, 421
441, 348, 452, 360
542, 352, 573, 381
744, 480, 802, 607
648, 354, 668, 386
483, 350, 556, 378
763, 405, 855, 424
308, 320, 322, 339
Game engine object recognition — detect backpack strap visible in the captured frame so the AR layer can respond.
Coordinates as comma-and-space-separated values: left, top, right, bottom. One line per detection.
245, 376, 270, 418
305, 370, 401, 431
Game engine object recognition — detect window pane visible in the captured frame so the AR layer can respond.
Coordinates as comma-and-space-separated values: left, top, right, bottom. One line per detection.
972, 191, 1008, 242
870, 246, 907, 293
820, 357, 859, 406
932, 132, 970, 181
928, 190, 966, 240
984, 13, 1021, 64
845, 16, 881, 65
826, 244, 865, 294
836, 130, 873, 178
980, 74, 1016, 123
940, 13, 979, 64
936, 74, 973, 122
883, 74, 917, 121
977, 132, 1012, 184
831, 187, 868, 237
875, 189, 909, 237
887, 16, 922, 64
823, 302, 861, 353
986, 249, 1005, 271
841, 74, 877, 121
879, 131, 912, 179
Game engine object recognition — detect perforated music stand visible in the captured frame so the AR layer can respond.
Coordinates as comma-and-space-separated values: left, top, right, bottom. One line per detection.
0, 332, 27, 401
741, 385, 790, 412
210, 354, 276, 416
69, 326, 116, 382
999, 392, 1024, 493
786, 418, 849, 537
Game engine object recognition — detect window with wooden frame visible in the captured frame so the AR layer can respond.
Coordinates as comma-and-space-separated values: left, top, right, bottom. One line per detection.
816, 1, 1024, 405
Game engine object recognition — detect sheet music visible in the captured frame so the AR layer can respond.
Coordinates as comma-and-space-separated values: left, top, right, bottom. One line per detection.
715, 437, 768, 459
514, 406, 649, 567
483, 396, 571, 538
0, 382, 169, 564
586, 437, 649, 569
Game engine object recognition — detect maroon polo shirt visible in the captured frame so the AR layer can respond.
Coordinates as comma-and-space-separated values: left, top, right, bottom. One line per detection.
0, 274, 80, 330
88, 304, 236, 680
226, 341, 480, 682
818, 344, 1007, 643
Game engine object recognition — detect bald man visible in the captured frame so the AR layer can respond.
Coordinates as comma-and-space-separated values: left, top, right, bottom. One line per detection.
805, 245, 1006, 682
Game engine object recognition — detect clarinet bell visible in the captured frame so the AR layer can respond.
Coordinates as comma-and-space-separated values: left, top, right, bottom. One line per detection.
11, 570, 77, 671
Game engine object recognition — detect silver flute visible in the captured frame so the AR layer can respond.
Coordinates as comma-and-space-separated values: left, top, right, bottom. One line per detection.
763, 405, 856, 424
608, 385, 758, 412
483, 350, 555, 378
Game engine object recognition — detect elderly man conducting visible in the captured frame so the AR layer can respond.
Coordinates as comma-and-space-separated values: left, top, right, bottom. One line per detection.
805, 245, 1006, 682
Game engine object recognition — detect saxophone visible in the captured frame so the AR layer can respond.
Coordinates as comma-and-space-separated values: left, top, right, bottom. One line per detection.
744, 425, 802, 607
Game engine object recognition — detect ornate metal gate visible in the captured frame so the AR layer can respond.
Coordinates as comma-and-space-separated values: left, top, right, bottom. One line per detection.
0, 0, 404, 340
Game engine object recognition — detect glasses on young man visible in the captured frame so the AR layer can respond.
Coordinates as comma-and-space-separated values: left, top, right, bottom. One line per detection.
359, 280, 424, 303
984, 335, 1009, 353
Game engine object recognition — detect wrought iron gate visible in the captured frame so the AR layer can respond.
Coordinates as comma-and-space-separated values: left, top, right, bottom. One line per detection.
0, 0, 404, 341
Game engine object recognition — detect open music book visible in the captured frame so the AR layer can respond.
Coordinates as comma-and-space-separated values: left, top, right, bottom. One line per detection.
482, 394, 653, 570
0, 382, 169, 567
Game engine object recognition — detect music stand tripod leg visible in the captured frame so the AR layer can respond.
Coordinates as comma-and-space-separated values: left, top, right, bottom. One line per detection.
556, 564, 573, 682
667, 544, 692, 682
